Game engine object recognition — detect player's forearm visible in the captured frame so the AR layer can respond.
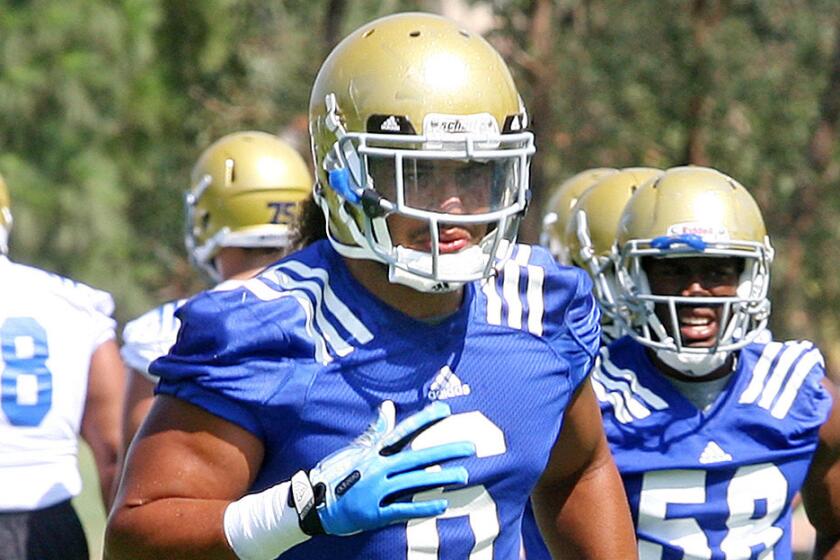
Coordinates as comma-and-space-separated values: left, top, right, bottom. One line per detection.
104, 498, 236, 560
96, 455, 119, 512
82, 427, 121, 511
532, 455, 637, 559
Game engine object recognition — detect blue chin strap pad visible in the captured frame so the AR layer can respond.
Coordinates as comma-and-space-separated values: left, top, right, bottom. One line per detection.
650, 233, 707, 252
329, 168, 361, 204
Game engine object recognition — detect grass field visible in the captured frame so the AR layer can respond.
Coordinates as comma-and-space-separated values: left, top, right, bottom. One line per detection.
74, 442, 107, 560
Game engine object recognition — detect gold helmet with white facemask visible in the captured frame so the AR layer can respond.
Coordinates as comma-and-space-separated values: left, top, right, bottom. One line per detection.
186, 131, 312, 281
309, 12, 535, 292
565, 167, 662, 341
540, 168, 617, 264
614, 166, 773, 376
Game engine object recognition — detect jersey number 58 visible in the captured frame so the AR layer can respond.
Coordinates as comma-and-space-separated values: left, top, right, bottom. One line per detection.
637, 464, 787, 559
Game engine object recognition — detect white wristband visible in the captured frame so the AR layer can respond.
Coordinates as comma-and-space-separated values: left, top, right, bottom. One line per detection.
223, 481, 311, 560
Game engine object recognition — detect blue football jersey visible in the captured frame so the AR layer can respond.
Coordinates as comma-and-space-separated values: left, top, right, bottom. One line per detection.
593, 336, 831, 560
151, 240, 601, 560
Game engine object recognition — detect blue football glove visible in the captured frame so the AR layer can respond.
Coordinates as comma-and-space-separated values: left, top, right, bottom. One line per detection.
289, 400, 474, 536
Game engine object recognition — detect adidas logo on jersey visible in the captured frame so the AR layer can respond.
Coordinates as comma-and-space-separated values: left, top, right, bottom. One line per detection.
380, 115, 401, 132
427, 366, 471, 401
699, 440, 732, 464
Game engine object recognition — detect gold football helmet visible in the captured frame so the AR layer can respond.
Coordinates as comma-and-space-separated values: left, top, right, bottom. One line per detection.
540, 168, 617, 263
565, 167, 662, 340
0, 172, 11, 254
186, 131, 312, 280
615, 166, 773, 374
309, 12, 535, 292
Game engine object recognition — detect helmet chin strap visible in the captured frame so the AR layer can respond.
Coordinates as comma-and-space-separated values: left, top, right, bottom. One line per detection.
388, 245, 486, 293
654, 347, 731, 378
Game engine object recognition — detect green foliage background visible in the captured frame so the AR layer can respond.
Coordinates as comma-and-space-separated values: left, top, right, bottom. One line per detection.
2, 0, 840, 367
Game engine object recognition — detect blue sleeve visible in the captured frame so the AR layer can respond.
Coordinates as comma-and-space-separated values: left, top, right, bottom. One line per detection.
151, 288, 294, 440
550, 267, 602, 390
786, 348, 832, 447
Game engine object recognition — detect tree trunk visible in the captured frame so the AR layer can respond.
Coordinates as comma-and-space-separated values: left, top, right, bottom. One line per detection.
519, 0, 563, 244
323, 0, 347, 56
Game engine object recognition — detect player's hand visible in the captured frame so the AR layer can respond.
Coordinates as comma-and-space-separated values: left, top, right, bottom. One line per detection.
291, 400, 474, 536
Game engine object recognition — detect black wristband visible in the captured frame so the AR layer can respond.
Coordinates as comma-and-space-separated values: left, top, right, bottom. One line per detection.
289, 470, 325, 536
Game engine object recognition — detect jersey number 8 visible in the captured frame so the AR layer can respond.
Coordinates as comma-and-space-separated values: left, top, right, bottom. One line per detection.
0, 317, 53, 426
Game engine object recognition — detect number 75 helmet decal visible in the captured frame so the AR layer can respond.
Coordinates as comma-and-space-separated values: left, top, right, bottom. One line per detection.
185, 131, 312, 281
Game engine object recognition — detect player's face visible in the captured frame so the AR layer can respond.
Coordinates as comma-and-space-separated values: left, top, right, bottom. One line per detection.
644, 257, 742, 347
371, 159, 494, 253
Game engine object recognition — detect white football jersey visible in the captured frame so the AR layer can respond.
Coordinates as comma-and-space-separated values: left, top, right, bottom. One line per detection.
121, 299, 186, 380
0, 256, 116, 511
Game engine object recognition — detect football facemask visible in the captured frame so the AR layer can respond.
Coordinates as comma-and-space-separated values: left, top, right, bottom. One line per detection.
310, 13, 534, 293
614, 166, 774, 376
565, 167, 662, 342
319, 102, 532, 292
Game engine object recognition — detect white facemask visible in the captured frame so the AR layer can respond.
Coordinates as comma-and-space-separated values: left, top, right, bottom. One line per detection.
388, 245, 487, 293
654, 347, 730, 377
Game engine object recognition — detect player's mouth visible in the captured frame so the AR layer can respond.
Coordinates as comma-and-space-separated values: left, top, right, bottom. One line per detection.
678, 307, 720, 347
437, 228, 473, 253
411, 227, 474, 254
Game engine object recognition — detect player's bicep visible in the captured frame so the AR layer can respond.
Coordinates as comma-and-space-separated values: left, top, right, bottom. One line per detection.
531, 377, 636, 558
539, 378, 610, 487
115, 395, 264, 508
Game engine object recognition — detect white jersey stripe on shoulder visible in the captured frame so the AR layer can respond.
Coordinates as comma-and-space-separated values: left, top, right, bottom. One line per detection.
577, 298, 601, 333
245, 279, 331, 364
590, 374, 634, 424
758, 341, 813, 410
739, 341, 784, 404
273, 274, 354, 358
771, 349, 823, 419
525, 265, 544, 336
282, 290, 331, 365
244, 277, 283, 302
482, 277, 503, 326
502, 261, 523, 329
277, 261, 373, 344
600, 348, 669, 410
591, 365, 651, 422
514, 245, 531, 266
